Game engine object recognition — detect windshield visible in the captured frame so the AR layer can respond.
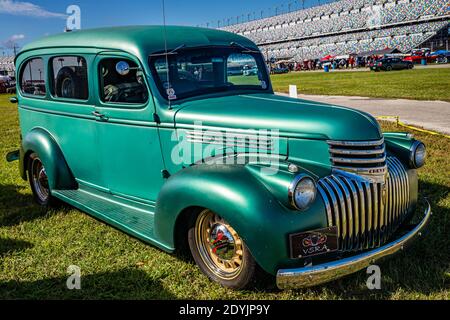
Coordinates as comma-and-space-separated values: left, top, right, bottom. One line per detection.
149, 46, 270, 101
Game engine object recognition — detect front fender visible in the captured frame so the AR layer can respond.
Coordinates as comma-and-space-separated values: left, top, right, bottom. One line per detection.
22, 128, 76, 190
154, 164, 327, 274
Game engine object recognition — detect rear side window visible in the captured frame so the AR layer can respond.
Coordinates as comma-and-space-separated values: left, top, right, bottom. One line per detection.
51, 56, 88, 100
20, 58, 46, 96
99, 58, 148, 104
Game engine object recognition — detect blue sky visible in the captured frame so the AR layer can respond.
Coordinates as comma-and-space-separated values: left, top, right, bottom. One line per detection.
0, 0, 323, 55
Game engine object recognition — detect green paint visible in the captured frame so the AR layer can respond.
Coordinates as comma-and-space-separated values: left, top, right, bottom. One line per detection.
12, 26, 422, 275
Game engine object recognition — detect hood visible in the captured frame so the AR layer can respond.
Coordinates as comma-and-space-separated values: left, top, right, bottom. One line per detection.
174, 93, 382, 141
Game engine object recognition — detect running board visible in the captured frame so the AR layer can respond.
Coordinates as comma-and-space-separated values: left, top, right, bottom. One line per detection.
52, 187, 173, 252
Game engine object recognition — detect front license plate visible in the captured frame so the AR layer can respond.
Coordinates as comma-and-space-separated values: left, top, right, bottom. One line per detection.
290, 226, 338, 259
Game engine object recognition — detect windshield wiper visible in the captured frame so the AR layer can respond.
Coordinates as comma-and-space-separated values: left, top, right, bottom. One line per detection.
230, 42, 259, 54
150, 44, 186, 57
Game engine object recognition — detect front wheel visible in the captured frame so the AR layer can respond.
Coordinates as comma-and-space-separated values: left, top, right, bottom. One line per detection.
188, 209, 258, 289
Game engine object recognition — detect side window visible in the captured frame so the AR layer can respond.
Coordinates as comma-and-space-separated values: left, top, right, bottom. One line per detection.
99, 58, 148, 104
51, 56, 88, 100
227, 53, 261, 86
20, 58, 46, 96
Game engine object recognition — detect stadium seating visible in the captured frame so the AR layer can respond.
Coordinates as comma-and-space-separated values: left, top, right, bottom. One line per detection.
222, 0, 449, 61
0, 56, 15, 76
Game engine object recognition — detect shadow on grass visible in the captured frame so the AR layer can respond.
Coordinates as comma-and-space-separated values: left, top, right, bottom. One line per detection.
0, 237, 33, 257
0, 184, 56, 227
0, 268, 176, 299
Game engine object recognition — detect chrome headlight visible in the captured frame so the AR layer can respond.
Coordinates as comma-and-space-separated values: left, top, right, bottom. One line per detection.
410, 141, 426, 168
289, 174, 317, 211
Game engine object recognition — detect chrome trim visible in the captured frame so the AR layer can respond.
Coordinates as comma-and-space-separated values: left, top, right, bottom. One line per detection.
326, 138, 384, 146
409, 140, 426, 168
331, 155, 386, 164
318, 157, 410, 252
288, 174, 317, 211
329, 147, 385, 155
327, 138, 387, 182
185, 130, 274, 151
276, 201, 431, 289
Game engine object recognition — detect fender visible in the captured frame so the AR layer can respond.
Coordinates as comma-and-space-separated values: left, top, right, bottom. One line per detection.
21, 128, 77, 190
154, 164, 327, 274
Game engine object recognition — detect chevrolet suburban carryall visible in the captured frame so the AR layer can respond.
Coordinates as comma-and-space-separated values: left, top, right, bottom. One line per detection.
7, 26, 431, 289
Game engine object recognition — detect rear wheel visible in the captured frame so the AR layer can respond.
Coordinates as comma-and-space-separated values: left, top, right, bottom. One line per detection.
386, 65, 392, 71
28, 153, 53, 206
188, 209, 258, 289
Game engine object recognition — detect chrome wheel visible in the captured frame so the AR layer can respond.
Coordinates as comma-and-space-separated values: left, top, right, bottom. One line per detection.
195, 209, 244, 280
31, 157, 49, 203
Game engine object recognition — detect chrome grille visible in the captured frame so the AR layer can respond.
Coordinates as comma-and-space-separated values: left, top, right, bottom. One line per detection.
318, 157, 410, 252
327, 138, 387, 179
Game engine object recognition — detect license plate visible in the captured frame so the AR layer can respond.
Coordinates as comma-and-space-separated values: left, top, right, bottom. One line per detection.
290, 226, 338, 259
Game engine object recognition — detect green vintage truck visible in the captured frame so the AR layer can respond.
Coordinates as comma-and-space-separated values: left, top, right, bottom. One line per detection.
7, 26, 430, 289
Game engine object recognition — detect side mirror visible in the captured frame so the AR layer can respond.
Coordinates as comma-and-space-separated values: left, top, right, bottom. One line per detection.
9, 96, 18, 104
116, 61, 130, 76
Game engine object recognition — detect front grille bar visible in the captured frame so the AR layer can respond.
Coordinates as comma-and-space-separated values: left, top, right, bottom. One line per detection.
318, 157, 410, 252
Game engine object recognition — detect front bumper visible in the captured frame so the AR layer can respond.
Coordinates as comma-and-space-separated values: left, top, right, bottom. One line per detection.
276, 200, 431, 289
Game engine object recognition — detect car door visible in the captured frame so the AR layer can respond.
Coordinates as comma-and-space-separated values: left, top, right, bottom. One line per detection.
38, 54, 105, 190
393, 58, 402, 70
93, 52, 166, 202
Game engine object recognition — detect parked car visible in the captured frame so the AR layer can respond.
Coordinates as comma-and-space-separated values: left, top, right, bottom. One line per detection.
227, 65, 243, 76
370, 58, 414, 71
271, 66, 289, 74
243, 65, 258, 76
432, 50, 450, 64
7, 26, 430, 290
403, 49, 439, 64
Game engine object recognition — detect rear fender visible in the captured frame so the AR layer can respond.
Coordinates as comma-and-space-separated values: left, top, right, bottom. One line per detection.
22, 128, 76, 190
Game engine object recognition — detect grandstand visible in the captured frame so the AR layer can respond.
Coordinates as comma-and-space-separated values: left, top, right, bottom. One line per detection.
0, 56, 15, 77
221, 0, 450, 61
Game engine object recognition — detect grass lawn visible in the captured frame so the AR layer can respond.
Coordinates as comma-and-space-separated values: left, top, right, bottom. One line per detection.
271, 68, 450, 102
0, 93, 448, 299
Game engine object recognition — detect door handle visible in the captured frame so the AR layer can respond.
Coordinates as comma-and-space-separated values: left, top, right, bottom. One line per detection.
92, 111, 108, 121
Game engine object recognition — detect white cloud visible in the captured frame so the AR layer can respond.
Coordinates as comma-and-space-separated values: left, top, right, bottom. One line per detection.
9, 34, 25, 41
2, 34, 25, 49
0, 0, 67, 18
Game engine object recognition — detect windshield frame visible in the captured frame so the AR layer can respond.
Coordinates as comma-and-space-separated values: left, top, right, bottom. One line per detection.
148, 45, 272, 102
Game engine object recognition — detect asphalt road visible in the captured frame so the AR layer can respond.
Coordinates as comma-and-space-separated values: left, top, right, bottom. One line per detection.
280, 93, 450, 135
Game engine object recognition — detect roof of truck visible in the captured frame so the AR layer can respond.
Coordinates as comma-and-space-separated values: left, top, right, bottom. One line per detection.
19, 25, 258, 58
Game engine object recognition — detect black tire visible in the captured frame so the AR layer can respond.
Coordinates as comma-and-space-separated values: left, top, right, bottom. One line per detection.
55, 66, 87, 99
408, 63, 414, 69
187, 209, 258, 289
27, 153, 55, 206
386, 65, 392, 71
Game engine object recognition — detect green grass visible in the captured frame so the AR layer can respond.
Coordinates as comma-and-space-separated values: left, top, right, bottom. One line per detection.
271, 68, 450, 102
0, 93, 448, 299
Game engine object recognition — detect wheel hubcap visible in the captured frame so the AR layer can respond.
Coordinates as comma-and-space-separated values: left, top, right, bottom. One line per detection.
31, 157, 49, 202
195, 210, 244, 279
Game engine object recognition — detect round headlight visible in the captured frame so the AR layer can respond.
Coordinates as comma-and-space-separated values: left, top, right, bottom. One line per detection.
411, 141, 426, 168
289, 175, 317, 211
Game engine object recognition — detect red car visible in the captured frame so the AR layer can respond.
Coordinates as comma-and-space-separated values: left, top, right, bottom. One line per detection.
403, 49, 438, 64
